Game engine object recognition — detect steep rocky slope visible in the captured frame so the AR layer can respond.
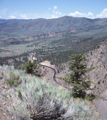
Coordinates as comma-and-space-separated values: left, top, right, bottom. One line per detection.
85, 39, 107, 119
56, 39, 107, 97
55, 39, 107, 120
87, 39, 107, 96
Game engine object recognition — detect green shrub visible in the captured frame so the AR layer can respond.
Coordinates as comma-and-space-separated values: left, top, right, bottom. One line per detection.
18, 90, 23, 100
2, 72, 4, 76
7, 72, 20, 87
7, 79, 19, 87
9, 71, 19, 80
22, 60, 37, 74
85, 94, 96, 101
22, 60, 42, 76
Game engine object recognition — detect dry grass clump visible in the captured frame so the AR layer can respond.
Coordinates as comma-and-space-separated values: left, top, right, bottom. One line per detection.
0, 65, 103, 120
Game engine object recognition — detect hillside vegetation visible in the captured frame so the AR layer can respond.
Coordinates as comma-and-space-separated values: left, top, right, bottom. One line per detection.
0, 65, 102, 120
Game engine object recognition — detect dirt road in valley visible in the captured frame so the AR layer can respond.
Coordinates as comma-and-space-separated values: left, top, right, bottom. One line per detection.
40, 62, 70, 89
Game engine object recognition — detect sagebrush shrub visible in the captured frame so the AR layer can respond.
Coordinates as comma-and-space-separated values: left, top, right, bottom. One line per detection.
1, 65, 102, 120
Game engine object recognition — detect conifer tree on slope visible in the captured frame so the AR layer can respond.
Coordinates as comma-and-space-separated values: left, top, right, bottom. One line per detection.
23, 60, 37, 74
64, 54, 94, 99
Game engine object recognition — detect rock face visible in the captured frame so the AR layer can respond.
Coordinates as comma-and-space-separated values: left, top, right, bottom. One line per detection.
87, 39, 107, 95
24, 29, 76, 41
0, 29, 76, 47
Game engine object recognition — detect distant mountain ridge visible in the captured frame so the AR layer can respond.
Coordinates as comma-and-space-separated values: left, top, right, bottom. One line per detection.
0, 16, 107, 38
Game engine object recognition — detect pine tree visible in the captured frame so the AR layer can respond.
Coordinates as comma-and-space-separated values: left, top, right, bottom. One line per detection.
23, 60, 37, 74
64, 54, 94, 99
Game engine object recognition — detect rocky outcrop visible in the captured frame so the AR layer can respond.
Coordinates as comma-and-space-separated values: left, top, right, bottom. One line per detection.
24, 29, 76, 41
86, 39, 107, 95
0, 29, 76, 47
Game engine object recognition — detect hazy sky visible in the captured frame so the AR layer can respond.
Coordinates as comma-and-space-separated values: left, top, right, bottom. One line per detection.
0, 0, 107, 19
